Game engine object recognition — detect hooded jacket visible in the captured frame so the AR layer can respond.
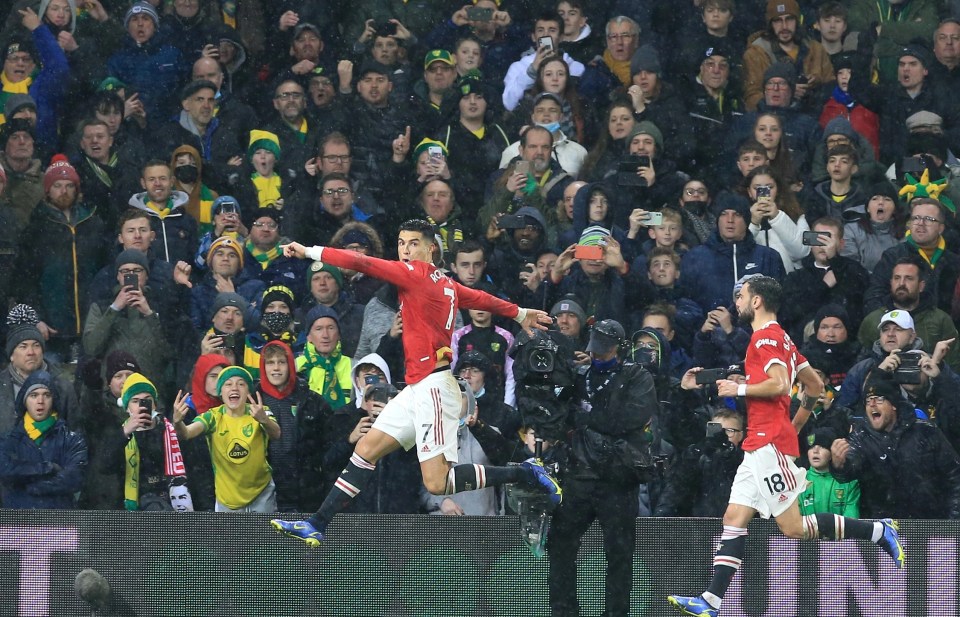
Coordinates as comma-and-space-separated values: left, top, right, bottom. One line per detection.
321, 352, 421, 514
258, 340, 328, 512
0, 371, 87, 509
680, 228, 786, 313
170, 144, 217, 231
127, 188, 197, 264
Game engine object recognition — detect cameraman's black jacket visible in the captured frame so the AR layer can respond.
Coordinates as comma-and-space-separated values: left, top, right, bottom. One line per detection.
654, 433, 743, 517
568, 361, 658, 484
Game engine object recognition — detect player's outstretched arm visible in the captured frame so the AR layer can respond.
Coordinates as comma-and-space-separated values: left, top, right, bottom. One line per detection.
517, 308, 553, 335
282, 242, 309, 259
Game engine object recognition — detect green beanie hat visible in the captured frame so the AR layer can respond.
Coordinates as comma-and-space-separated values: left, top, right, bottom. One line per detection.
248, 130, 281, 161
216, 365, 254, 395
306, 260, 344, 289
120, 373, 158, 409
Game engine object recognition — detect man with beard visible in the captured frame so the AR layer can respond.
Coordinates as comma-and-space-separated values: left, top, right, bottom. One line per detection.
16, 156, 106, 359
668, 276, 904, 617
742, 0, 834, 111
127, 160, 197, 264
264, 79, 316, 181
480, 126, 571, 239
485, 207, 552, 305
858, 257, 960, 371
865, 198, 960, 316
799, 305, 862, 387
780, 217, 869, 342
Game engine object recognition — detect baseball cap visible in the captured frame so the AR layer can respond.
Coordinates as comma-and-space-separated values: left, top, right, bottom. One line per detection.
424, 49, 455, 69
878, 309, 914, 331
585, 319, 625, 354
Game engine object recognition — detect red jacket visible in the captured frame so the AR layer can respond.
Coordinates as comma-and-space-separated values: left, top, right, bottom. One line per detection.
819, 98, 880, 159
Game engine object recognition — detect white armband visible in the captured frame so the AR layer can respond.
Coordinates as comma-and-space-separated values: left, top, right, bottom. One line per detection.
304, 246, 325, 261
513, 307, 528, 324
737, 383, 747, 397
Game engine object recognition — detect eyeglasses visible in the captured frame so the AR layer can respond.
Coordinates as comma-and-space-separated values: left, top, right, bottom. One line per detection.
865, 395, 888, 406
606, 33, 636, 41
322, 155, 351, 163
118, 267, 145, 275
252, 221, 278, 230
826, 136, 850, 146
911, 215, 941, 225
322, 187, 351, 196
764, 80, 789, 90
684, 187, 708, 197
721, 427, 743, 435
274, 91, 304, 100
6, 54, 33, 64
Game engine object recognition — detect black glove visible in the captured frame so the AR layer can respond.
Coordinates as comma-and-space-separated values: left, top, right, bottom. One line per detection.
78, 357, 103, 389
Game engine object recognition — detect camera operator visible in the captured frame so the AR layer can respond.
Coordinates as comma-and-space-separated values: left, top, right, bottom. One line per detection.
655, 407, 745, 517
547, 319, 658, 617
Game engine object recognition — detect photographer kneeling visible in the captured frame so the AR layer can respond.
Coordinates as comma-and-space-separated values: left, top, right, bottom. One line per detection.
547, 319, 658, 617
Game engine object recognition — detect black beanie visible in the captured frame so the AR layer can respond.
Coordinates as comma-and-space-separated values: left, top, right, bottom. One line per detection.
104, 350, 141, 379
867, 181, 900, 204
5, 323, 44, 358
813, 303, 851, 334
711, 191, 752, 222
806, 427, 838, 450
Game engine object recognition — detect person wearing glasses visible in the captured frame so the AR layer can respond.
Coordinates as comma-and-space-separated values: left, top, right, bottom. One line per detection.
578, 16, 640, 107
931, 18, 960, 91
829, 370, 960, 521
264, 79, 318, 180
502, 11, 584, 112
240, 208, 308, 301
864, 198, 960, 316
655, 407, 745, 518
304, 172, 385, 247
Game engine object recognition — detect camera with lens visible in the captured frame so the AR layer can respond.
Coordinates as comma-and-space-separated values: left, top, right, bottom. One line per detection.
894, 351, 923, 385
512, 329, 576, 440
365, 383, 399, 404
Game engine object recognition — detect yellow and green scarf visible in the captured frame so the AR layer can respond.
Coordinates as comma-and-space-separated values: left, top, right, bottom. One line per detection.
251, 173, 282, 208
24, 412, 58, 444
245, 239, 281, 269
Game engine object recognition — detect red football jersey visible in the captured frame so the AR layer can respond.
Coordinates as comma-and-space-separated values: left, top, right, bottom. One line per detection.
741, 320, 809, 457
308, 248, 520, 384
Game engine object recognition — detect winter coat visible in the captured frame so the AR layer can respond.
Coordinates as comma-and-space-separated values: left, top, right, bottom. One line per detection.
82, 300, 175, 384
780, 252, 870, 342
127, 190, 198, 264
0, 154, 43, 229
654, 435, 743, 517
189, 272, 264, 331
15, 201, 106, 336
832, 404, 960, 520
727, 101, 823, 181
679, 229, 787, 313
840, 217, 901, 274
742, 36, 835, 111
837, 336, 925, 409
681, 79, 747, 184
0, 418, 87, 509
106, 31, 187, 120
864, 240, 960, 316
75, 388, 126, 509
800, 338, 863, 388
802, 181, 869, 224
818, 97, 880, 161
632, 81, 696, 168
748, 209, 810, 274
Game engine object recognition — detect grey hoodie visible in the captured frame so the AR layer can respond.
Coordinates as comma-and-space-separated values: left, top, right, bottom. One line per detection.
350, 352, 393, 408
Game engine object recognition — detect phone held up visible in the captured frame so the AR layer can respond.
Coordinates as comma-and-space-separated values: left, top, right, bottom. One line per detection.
801, 230, 830, 247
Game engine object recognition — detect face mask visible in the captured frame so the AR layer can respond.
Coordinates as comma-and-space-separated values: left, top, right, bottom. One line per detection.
632, 347, 659, 373
263, 311, 292, 333
684, 200, 707, 215
175, 165, 199, 184
537, 121, 560, 134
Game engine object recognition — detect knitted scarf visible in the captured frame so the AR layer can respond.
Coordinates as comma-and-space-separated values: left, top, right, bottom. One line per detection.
144, 198, 175, 219
24, 412, 58, 444
124, 418, 186, 511
251, 173, 282, 208
299, 342, 348, 408
603, 50, 632, 87
0, 73, 33, 124
245, 239, 281, 269
906, 232, 945, 269
295, 117, 308, 144
85, 152, 119, 188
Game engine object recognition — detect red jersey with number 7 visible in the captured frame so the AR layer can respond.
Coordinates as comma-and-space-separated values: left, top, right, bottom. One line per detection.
306, 248, 521, 384
742, 320, 809, 457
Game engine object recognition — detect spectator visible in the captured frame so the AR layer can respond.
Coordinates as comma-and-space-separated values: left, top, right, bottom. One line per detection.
556, 0, 603, 64
847, 0, 941, 84
577, 15, 639, 106
640, 304, 696, 378
328, 222, 386, 305
106, 2, 186, 120
128, 159, 197, 264
799, 427, 860, 517
680, 192, 786, 314
865, 199, 960, 315
194, 195, 248, 271
190, 56, 258, 164
189, 235, 263, 331
0, 119, 43, 229
115, 372, 190, 510
169, 144, 219, 236
15, 155, 106, 357
197, 291, 249, 365
804, 143, 869, 223
511, 55, 592, 149
839, 181, 906, 273
172, 365, 281, 512
241, 131, 290, 214
263, 79, 316, 181
297, 261, 363, 358
500, 91, 587, 180
655, 407, 745, 517
82, 249, 174, 390
257, 340, 328, 513
244, 285, 301, 379
675, 179, 718, 249
742, 0, 835, 111
503, 10, 585, 112
578, 98, 636, 182
799, 304, 863, 388
815, 81, 881, 172
451, 308, 517, 406
71, 118, 136, 236
858, 259, 960, 371
931, 18, 960, 90
0, 370, 87, 509
418, 179, 466, 256
550, 295, 588, 352
241, 208, 308, 298
411, 50, 458, 135
742, 164, 809, 274
296, 305, 353, 410
831, 371, 960, 520
780, 217, 869, 342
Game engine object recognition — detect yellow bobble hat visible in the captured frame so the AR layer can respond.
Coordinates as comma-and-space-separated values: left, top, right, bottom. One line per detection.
216, 366, 254, 395
412, 138, 448, 160
248, 129, 281, 161
207, 236, 245, 268
119, 373, 158, 409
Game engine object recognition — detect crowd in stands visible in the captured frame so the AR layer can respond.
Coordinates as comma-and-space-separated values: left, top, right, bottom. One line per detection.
1, 0, 960, 519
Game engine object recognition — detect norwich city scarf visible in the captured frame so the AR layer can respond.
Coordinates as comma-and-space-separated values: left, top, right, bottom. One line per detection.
906, 233, 945, 269
24, 412, 58, 444
124, 418, 186, 511
245, 239, 281, 269
300, 343, 348, 409
0, 73, 33, 125
251, 173, 282, 208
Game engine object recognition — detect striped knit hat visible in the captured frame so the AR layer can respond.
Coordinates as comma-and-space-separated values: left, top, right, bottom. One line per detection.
120, 373, 158, 409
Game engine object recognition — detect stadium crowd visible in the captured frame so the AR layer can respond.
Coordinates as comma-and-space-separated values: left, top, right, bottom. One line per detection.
1, 0, 960, 520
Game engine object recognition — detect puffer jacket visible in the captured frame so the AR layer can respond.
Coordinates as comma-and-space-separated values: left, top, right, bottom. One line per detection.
679, 229, 786, 313
106, 31, 186, 120
127, 189, 197, 264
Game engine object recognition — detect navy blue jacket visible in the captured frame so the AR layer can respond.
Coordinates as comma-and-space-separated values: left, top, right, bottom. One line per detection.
0, 420, 87, 509
679, 229, 786, 313
107, 33, 186, 120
